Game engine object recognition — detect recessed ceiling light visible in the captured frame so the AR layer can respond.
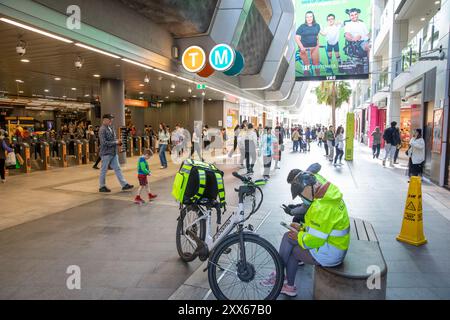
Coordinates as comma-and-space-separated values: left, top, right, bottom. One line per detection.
165, 96, 169, 99
93, 74, 100, 78
182, 99, 187, 102
202, 92, 206, 96
435, 0, 440, 4
62, 95, 67, 98
170, 90, 174, 93
208, 98, 212, 101
139, 84, 145, 87
71, 88, 77, 91
115, 64, 121, 67
20, 59, 30, 63
188, 88, 192, 93
44, 89, 49, 92
420, 17, 426, 21
170, 83, 176, 89
410, 30, 415, 33
19, 90, 24, 94
139, 92, 144, 95
192, 95, 197, 98
15, 79, 24, 83
54, 77, 61, 81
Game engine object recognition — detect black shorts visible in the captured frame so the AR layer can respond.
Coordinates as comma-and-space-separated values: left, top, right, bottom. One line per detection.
327, 43, 339, 52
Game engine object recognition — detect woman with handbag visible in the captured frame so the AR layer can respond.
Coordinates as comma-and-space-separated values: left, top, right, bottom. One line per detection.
0, 135, 14, 183
406, 128, 425, 177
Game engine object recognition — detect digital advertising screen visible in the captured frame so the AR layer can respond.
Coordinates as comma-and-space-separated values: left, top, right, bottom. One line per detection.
295, 0, 372, 81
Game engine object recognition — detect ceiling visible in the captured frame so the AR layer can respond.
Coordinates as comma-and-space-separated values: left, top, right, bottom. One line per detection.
0, 19, 226, 105
118, 0, 219, 37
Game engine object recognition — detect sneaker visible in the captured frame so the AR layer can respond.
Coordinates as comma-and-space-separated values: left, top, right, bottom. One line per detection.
92, 166, 99, 169
134, 196, 145, 204
260, 271, 277, 287
298, 261, 305, 266
160, 166, 165, 169
148, 193, 158, 199
122, 184, 134, 191
280, 283, 297, 297
99, 186, 111, 193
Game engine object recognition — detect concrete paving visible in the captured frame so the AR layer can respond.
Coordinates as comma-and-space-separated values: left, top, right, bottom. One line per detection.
1, 141, 450, 300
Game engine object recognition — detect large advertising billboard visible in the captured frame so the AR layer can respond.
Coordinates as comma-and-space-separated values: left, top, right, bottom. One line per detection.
295, 0, 371, 81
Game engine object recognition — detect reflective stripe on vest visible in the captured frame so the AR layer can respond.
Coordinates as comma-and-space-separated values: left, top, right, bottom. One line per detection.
306, 226, 350, 240
214, 172, 226, 205
191, 169, 206, 201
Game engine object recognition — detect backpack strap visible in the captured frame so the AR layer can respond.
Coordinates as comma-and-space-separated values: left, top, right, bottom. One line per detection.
214, 172, 226, 206
190, 168, 206, 202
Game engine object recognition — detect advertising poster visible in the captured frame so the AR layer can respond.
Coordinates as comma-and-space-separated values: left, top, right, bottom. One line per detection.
432, 109, 443, 153
295, 0, 371, 81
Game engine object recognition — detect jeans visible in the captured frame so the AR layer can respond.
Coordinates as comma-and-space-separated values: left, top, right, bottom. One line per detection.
372, 144, 380, 158
324, 140, 328, 155
159, 143, 168, 167
279, 233, 319, 286
334, 147, 344, 163
383, 143, 396, 162
327, 140, 334, 159
293, 140, 299, 152
99, 154, 127, 188
263, 155, 272, 176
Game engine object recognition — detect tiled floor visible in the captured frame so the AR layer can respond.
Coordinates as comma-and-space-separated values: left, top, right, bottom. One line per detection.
1, 141, 450, 299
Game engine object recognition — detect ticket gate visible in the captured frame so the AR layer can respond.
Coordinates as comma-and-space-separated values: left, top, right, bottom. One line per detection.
89, 140, 99, 162
126, 136, 134, 157
30, 142, 50, 170
18, 142, 31, 173
82, 139, 90, 164
134, 136, 142, 156
50, 140, 68, 167
67, 139, 83, 166
142, 136, 150, 150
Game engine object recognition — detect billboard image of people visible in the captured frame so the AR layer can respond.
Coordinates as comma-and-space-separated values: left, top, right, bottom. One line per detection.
295, 0, 371, 81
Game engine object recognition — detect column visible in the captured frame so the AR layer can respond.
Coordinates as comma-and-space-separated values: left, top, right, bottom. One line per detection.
188, 97, 204, 132
100, 78, 126, 164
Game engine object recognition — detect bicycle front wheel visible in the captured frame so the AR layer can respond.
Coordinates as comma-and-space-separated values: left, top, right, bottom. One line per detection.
208, 233, 283, 300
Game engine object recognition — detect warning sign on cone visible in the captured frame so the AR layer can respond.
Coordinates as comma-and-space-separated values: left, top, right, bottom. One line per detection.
396, 176, 427, 246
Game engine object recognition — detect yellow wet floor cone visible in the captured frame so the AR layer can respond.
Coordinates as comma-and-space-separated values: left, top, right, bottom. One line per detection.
396, 176, 427, 246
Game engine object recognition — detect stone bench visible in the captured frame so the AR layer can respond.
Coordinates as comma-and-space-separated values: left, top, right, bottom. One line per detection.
313, 217, 388, 300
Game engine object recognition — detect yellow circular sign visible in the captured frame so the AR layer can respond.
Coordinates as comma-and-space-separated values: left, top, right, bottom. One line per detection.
182, 46, 206, 73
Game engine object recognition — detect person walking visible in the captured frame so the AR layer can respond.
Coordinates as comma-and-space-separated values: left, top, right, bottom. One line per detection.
134, 149, 157, 204
191, 124, 203, 161
382, 121, 400, 167
371, 127, 381, 159
326, 125, 335, 161
291, 128, 300, 152
238, 123, 258, 174
274, 125, 284, 169
158, 123, 169, 169
406, 128, 425, 177
261, 126, 275, 179
98, 114, 133, 192
333, 126, 345, 166
0, 135, 14, 183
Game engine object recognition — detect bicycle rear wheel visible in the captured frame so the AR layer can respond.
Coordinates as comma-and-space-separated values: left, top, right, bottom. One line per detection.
208, 233, 283, 300
176, 205, 206, 262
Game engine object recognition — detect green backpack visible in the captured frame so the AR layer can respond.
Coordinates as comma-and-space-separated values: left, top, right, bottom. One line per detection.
171, 159, 226, 206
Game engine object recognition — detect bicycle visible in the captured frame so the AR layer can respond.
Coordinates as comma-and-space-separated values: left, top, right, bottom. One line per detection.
175, 172, 284, 300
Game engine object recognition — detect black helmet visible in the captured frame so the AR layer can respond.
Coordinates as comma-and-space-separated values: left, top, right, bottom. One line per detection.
287, 163, 321, 199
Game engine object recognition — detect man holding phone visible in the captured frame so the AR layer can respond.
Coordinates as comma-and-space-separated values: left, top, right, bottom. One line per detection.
98, 114, 133, 192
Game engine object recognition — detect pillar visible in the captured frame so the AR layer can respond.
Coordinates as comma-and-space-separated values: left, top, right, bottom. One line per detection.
187, 97, 204, 132
100, 78, 126, 164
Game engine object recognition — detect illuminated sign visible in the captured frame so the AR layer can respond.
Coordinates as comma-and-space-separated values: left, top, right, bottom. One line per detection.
209, 44, 235, 72
124, 99, 148, 108
182, 46, 206, 73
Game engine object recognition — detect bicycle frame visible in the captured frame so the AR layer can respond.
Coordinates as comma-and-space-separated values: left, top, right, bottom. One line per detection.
182, 202, 246, 253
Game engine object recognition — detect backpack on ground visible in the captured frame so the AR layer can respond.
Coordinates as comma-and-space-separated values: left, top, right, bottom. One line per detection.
171, 159, 226, 207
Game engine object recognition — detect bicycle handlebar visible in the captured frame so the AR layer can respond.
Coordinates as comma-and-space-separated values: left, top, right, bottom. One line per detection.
232, 171, 250, 183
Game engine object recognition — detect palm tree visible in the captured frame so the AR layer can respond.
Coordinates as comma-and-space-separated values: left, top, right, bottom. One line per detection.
315, 81, 352, 128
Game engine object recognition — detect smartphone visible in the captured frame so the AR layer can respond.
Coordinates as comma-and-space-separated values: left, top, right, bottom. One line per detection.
280, 221, 298, 233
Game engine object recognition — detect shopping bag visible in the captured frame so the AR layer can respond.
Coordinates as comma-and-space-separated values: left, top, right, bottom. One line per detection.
16, 153, 24, 166
5, 152, 16, 167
